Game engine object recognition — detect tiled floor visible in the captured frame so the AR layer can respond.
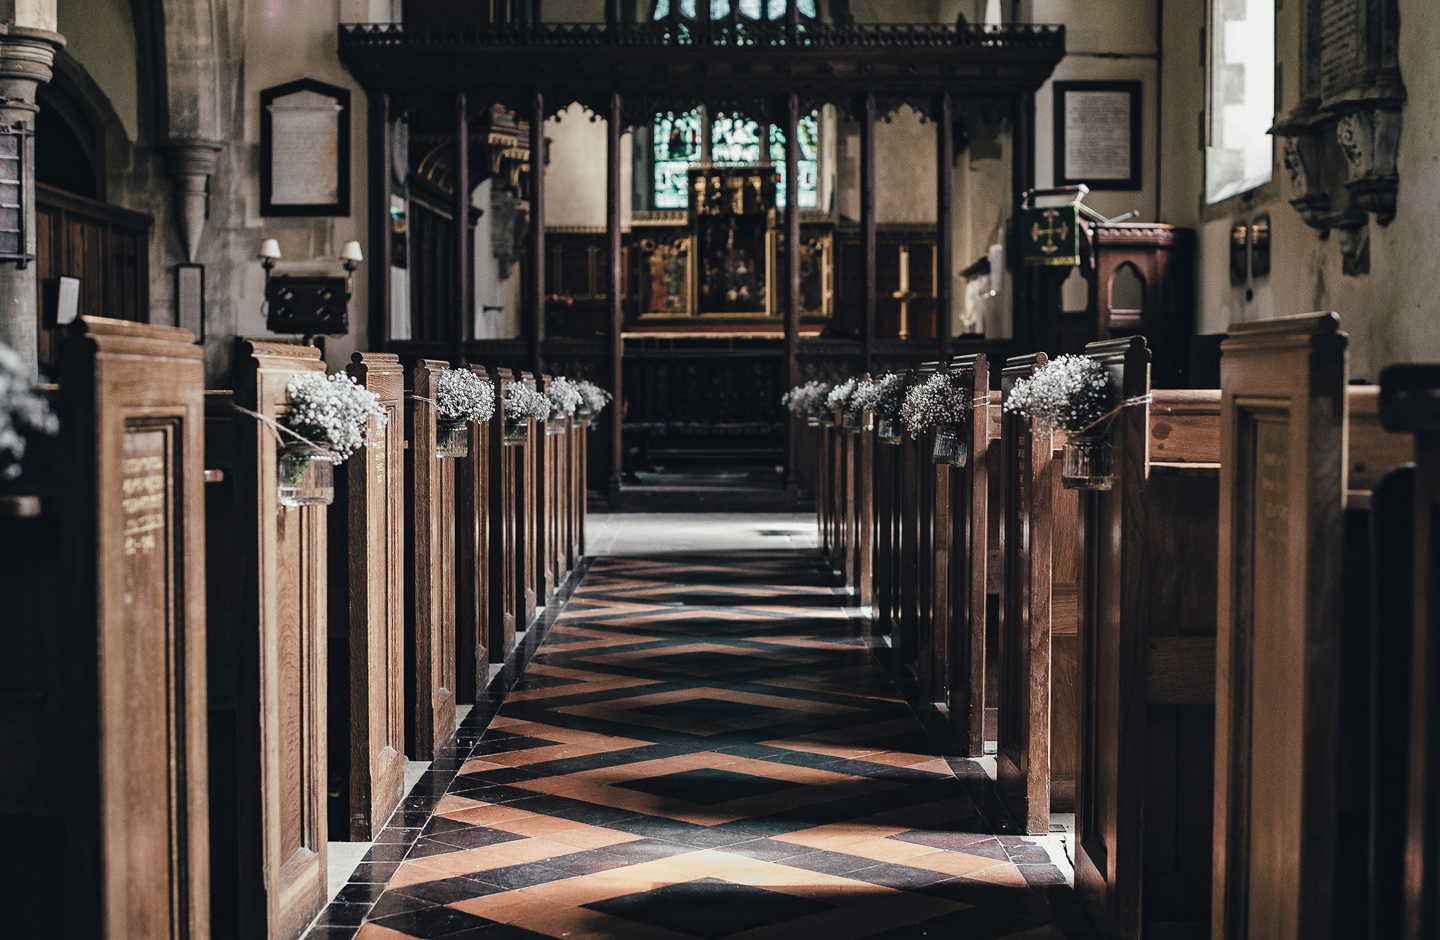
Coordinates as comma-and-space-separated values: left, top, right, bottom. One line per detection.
306, 542, 1096, 939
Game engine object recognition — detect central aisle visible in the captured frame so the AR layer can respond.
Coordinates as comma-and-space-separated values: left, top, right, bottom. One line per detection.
323, 534, 1092, 939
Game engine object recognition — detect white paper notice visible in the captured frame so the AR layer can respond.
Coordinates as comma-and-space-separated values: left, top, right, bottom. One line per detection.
1064, 90, 1132, 181
269, 89, 343, 206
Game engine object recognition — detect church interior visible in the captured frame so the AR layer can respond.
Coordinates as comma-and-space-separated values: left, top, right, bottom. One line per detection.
1, 0, 1437, 937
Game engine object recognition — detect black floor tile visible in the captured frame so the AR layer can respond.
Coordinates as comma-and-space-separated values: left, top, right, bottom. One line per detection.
584, 877, 833, 939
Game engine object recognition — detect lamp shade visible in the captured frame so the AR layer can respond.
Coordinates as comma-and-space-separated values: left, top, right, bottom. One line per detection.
258, 238, 282, 261
340, 241, 364, 263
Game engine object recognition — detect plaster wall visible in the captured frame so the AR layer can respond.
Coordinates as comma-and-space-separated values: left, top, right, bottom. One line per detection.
56, 0, 138, 141
1186, 0, 1440, 379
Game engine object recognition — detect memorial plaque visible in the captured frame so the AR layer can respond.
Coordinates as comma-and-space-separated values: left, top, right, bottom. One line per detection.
1319, 0, 1362, 99
1053, 81, 1141, 191
260, 79, 351, 217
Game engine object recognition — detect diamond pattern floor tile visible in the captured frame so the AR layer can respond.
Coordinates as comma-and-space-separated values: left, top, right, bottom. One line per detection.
304, 549, 1092, 940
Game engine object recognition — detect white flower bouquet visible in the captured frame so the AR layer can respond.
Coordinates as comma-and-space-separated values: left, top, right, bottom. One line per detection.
781, 380, 833, 425
576, 380, 612, 416
502, 381, 550, 446
1004, 354, 1110, 434
900, 371, 969, 439
0, 342, 59, 481
547, 376, 583, 415
282, 372, 386, 462
1005, 354, 1115, 490
826, 378, 857, 412
436, 368, 496, 424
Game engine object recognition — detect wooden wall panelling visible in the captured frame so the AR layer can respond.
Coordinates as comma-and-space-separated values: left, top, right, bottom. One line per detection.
0, 319, 208, 937
997, 352, 1081, 835
1071, 337, 1218, 938
406, 360, 457, 760
456, 366, 493, 702
489, 369, 518, 661
944, 354, 992, 756
216, 340, 329, 939
1376, 365, 1440, 940
1213, 313, 1413, 940
335, 352, 407, 841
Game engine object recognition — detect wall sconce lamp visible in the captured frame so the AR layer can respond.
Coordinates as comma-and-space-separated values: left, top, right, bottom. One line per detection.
340, 240, 363, 297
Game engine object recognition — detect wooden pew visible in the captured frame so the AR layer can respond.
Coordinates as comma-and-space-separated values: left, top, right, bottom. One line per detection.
536, 374, 557, 603
489, 368, 519, 662
873, 393, 901, 642
854, 393, 876, 610
997, 352, 1081, 834
842, 403, 860, 593
817, 410, 832, 558
938, 353, 995, 756
206, 341, 329, 939
913, 364, 940, 700
456, 365, 494, 701
1374, 364, 1433, 940
553, 395, 571, 586
0, 318, 209, 937
896, 370, 923, 665
517, 372, 539, 626
406, 359, 457, 761
829, 406, 847, 578
570, 404, 586, 563
1213, 312, 1413, 939
327, 352, 407, 842
1070, 337, 1219, 937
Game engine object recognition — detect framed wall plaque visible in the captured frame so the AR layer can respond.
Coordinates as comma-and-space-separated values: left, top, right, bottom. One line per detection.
260, 78, 351, 217
176, 264, 204, 342
1053, 80, 1142, 191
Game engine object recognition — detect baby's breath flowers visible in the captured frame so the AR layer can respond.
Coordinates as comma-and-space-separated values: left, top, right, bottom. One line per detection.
848, 377, 879, 416
825, 378, 858, 413
282, 371, 386, 462
435, 368, 495, 423
781, 380, 833, 421
868, 373, 907, 421
900, 371, 969, 439
0, 342, 58, 481
1004, 354, 1110, 434
503, 381, 551, 425
575, 380, 612, 415
546, 376, 583, 415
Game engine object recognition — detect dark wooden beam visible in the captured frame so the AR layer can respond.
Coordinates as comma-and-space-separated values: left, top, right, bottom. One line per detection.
607, 90, 624, 496
861, 91, 876, 373
454, 91, 471, 365
530, 90, 546, 375
784, 91, 801, 488
936, 91, 953, 358
367, 91, 393, 353
1011, 91, 1036, 350
605, 0, 622, 28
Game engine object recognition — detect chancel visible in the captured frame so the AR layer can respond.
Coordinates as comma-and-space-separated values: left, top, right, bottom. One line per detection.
1, 0, 1438, 938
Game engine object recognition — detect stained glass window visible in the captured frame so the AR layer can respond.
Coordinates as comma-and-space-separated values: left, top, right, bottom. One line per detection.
770, 114, 819, 208
711, 113, 762, 163
653, 109, 703, 209
653, 0, 814, 17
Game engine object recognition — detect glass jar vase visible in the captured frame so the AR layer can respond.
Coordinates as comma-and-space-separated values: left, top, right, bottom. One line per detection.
436, 419, 470, 459
503, 419, 530, 446
576, 407, 593, 428
547, 408, 566, 435
1062, 436, 1115, 490
877, 418, 902, 445
806, 415, 821, 427
932, 426, 968, 467
842, 410, 861, 431
277, 440, 335, 507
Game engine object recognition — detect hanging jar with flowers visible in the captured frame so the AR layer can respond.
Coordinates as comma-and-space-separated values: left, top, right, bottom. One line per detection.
781, 380, 833, 427
827, 379, 861, 431
278, 371, 387, 507
502, 381, 550, 446
867, 373, 906, 444
574, 380, 612, 429
901, 371, 970, 467
1004, 354, 1114, 490
545, 376, 583, 435
433, 368, 495, 459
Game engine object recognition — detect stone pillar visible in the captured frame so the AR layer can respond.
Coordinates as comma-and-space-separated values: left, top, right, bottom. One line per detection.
160, 138, 225, 263
0, 22, 62, 380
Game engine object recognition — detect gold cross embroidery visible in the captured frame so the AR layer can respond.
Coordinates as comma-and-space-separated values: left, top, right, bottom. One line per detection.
1030, 209, 1069, 255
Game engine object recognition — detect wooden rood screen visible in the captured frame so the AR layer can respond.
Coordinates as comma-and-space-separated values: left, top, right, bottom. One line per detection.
1072, 336, 1218, 938
998, 352, 1080, 835
0, 318, 208, 937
